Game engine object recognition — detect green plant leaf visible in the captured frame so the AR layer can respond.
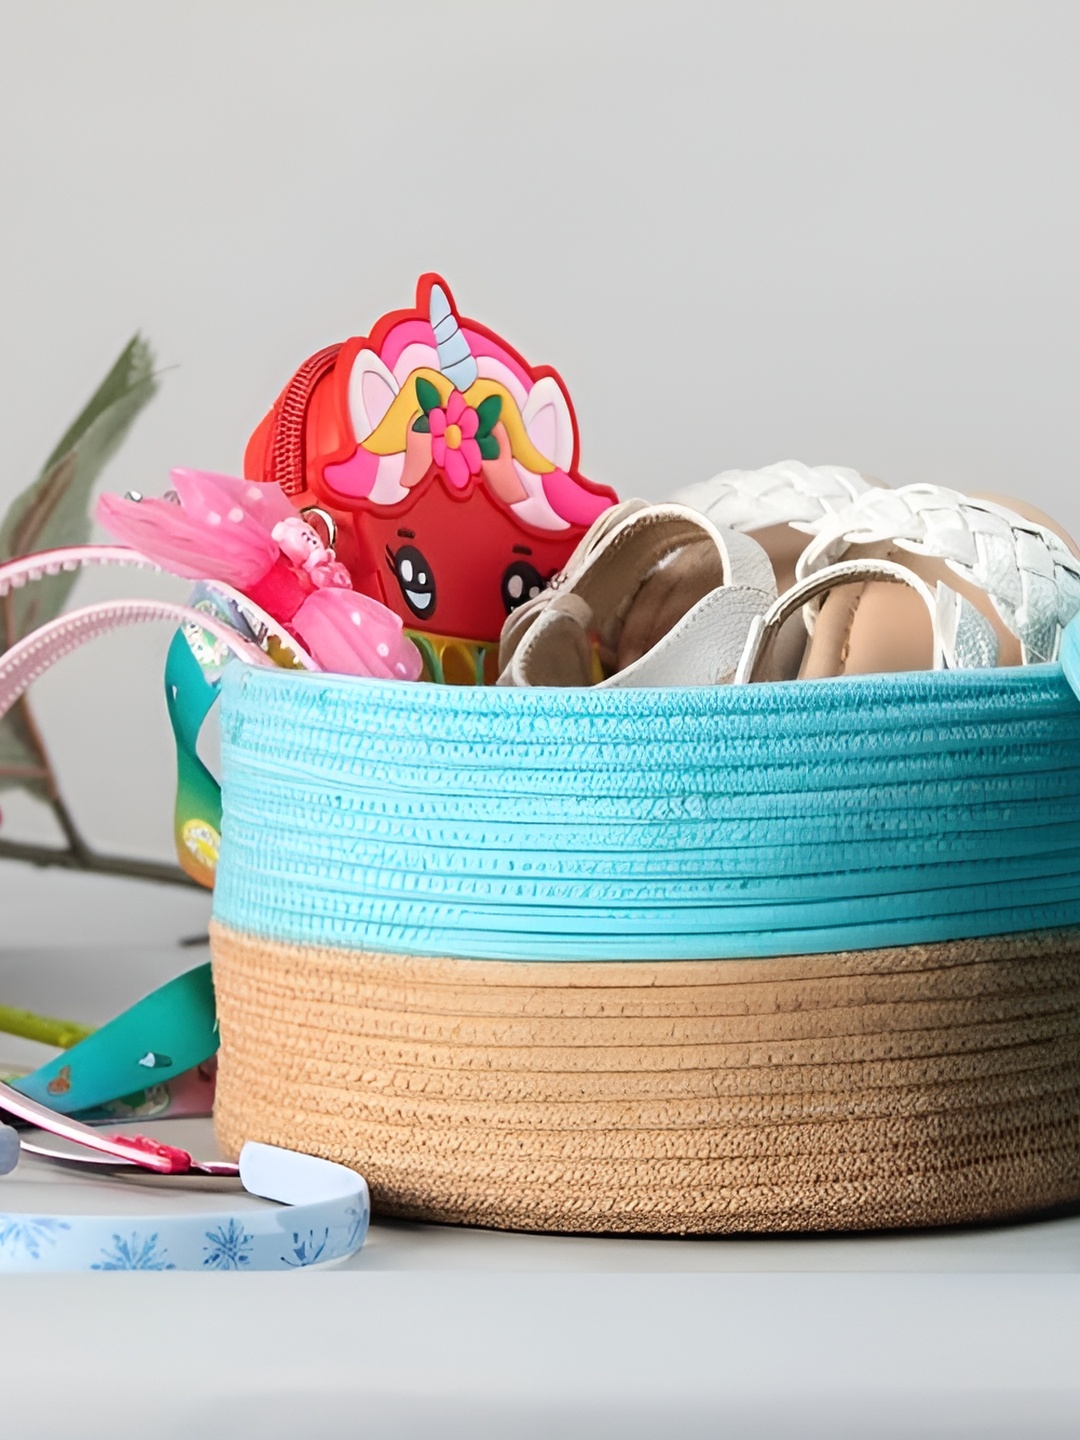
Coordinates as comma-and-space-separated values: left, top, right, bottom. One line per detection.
0, 334, 157, 650
0, 334, 158, 797
414, 376, 442, 416
0, 702, 51, 800
475, 394, 502, 439
411, 415, 431, 434
477, 434, 500, 461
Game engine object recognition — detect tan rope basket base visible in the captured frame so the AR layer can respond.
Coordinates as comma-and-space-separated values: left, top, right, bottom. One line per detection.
210, 922, 1080, 1235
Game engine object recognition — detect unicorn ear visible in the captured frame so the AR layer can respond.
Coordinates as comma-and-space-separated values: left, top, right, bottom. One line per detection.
522, 376, 575, 471
347, 349, 400, 443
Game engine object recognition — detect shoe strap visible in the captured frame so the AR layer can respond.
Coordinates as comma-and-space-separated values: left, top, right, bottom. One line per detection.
607, 584, 772, 688
734, 558, 997, 684
674, 461, 872, 532
798, 484, 1080, 664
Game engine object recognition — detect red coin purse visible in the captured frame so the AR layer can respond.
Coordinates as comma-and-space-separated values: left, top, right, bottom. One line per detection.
243, 274, 618, 678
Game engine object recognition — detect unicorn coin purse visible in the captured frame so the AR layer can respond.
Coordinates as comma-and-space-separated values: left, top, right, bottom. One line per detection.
244, 274, 618, 679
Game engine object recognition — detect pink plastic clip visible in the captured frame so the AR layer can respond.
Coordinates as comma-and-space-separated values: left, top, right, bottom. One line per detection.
106, 1133, 193, 1174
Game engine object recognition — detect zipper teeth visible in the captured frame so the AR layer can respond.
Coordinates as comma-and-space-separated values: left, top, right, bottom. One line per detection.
270, 343, 342, 497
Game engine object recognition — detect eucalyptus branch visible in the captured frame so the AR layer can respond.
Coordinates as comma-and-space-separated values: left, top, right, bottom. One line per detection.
0, 334, 174, 890
0, 681, 194, 887
0, 835, 198, 888
47, 792, 94, 863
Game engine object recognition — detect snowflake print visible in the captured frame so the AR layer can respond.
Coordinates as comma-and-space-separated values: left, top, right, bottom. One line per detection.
344, 1206, 366, 1250
203, 1218, 254, 1270
92, 1232, 175, 1270
281, 1228, 329, 1267
0, 1216, 70, 1260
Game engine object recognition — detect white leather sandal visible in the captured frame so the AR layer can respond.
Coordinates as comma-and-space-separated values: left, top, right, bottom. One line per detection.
672, 461, 882, 677
497, 502, 775, 688
796, 484, 1080, 674
735, 557, 998, 683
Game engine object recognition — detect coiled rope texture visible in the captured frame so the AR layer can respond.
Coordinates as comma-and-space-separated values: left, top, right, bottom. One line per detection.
215, 662, 1080, 961
210, 925, 1080, 1233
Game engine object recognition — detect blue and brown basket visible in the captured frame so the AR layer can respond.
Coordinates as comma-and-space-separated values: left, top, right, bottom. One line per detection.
208, 659, 1080, 1234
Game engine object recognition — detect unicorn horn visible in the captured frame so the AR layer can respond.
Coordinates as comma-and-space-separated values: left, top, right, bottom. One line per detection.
429, 283, 478, 391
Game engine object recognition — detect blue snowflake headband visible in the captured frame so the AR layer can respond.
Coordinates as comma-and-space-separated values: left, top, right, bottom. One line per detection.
0, 981, 369, 1272
0, 1130, 369, 1273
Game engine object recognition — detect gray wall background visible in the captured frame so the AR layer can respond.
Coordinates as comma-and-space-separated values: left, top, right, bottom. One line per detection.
2, 0, 1079, 868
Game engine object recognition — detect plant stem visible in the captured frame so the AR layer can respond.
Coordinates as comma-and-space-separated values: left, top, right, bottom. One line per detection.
48, 793, 93, 862
0, 1004, 94, 1049
0, 836, 198, 888
9, 690, 94, 860
0, 648, 172, 877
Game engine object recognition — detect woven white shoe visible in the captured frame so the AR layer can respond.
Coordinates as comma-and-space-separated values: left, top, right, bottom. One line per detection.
674, 461, 877, 583
498, 502, 776, 688
737, 484, 1080, 681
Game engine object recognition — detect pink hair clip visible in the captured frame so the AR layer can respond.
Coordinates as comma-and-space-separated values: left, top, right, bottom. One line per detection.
97, 469, 422, 681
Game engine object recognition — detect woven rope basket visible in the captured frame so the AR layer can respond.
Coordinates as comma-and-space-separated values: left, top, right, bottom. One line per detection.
210, 664, 1080, 1233
211, 927, 1080, 1234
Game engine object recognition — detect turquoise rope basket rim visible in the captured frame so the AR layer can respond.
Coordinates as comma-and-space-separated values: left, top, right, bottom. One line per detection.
211, 652, 1080, 963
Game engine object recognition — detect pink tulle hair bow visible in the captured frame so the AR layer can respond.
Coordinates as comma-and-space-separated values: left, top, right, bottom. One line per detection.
97, 469, 422, 681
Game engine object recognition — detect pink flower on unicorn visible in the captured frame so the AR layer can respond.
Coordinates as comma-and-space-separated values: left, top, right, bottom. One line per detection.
428, 390, 482, 490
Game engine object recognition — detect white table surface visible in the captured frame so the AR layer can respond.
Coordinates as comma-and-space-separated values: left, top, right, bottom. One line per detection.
2, 868, 1080, 1438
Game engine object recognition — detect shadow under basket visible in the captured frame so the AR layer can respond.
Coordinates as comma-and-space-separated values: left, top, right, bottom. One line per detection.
209, 664, 1080, 1234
